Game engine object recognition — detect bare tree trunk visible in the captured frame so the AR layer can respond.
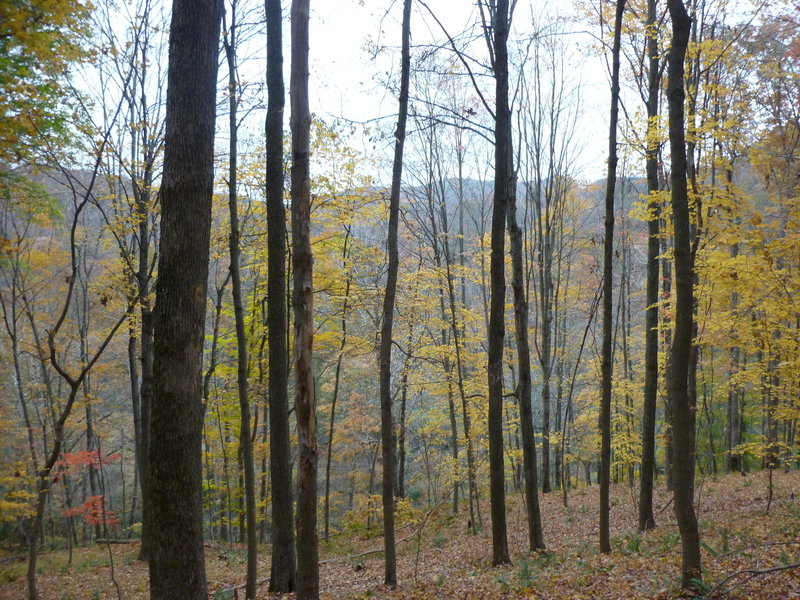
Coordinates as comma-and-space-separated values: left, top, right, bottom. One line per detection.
599, 0, 625, 555
148, 1, 221, 598
638, 0, 660, 534
378, 0, 411, 586
265, 0, 296, 590
324, 234, 351, 540
290, 2, 318, 598
486, 0, 511, 566
507, 176, 545, 551
222, 5, 257, 594
666, 0, 702, 588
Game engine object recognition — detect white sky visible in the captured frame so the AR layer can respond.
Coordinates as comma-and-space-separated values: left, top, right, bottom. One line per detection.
307, 0, 612, 182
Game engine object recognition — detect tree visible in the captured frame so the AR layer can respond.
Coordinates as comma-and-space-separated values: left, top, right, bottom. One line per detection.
22, 174, 129, 600
485, 0, 512, 566
290, 1, 318, 599
638, 0, 661, 534
0, 0, 91, 166
91, 0, 166, 555
378, 0, 411, 587
265, 0, 296, 591
148, 0, 222, 598
507, 140, 545, 551
599, 0, 625, 555
665, 0, 702, 588
221, 1, 257, 595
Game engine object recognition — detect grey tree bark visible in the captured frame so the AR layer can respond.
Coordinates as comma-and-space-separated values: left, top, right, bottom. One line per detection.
666, 0, 702, 587
265, 0, 296, 591
378, 0, 411, 586
290, 1, 319, 598
638, 0, 661, 534
599, 0, 625, 555
222, 3, 257, 595
485, 0, 512, 566
148, 1, 222, 598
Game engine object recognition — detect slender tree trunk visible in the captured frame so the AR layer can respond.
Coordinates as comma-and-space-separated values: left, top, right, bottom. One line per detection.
138, 306, 153, 557
222, 8, 257, 594
148, 1, 221, 598
599, 0, 625, 555
378, 0, 410, 586
638, 0, 660, 534
507, 174, 545, 551
324, 236, 351, 540
487, 0, 511, 566
290, 2, 318, 598
661, 226, 674, 490
727, 340, 742, 473
540, 287, 552, 494
665, 0, 702, 587
265, 0, 296, 590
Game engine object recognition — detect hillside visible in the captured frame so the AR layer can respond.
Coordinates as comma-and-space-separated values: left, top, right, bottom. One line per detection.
2, 470, 799, 599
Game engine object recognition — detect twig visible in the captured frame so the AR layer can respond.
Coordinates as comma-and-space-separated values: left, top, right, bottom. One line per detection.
319, 532, 416, 565
414, 496, 451, 583
712, 541, 800, 562
706, 561, 800, 598
209, 576, 270, 599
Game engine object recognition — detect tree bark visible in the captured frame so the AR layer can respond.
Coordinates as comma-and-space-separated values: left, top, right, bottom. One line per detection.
599, 0, 625, 555
148, 1, 221, 598
290, 2, 318, 599
222, 5, 258, 595
378, 0, 411, 586
507, 176, 545, 551
487, 0, 511, 566
324, 233, 351, 540
666, 0, 702, 588
638, 0, 660, 534
265, 0, 296, 591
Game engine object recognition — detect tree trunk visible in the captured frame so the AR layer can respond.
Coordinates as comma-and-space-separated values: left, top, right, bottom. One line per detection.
487, 0, 511, 566
638, 0, 660, 534
324, 235, 351, 540
290, 2, 318, 599
378, 0, 410, 586
265, 0, 296, 591
665, 0, 702, 587
599, 0, 625, 555
507, 173, 545, 551
148, 1, 221, 598
222, 6, 258, 594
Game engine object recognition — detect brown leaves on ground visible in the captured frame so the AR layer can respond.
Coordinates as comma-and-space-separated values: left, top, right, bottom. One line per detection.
1, 470, 799, 599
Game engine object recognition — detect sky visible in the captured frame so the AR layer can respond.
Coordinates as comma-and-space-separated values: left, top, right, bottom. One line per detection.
78, 0, 613, 183
307, 0, 613, 182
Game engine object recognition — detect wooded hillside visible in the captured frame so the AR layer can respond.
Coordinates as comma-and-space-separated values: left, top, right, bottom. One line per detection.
0, 0, 798, 598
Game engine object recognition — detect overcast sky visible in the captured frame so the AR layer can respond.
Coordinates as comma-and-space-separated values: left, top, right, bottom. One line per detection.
308, 0, 612, 182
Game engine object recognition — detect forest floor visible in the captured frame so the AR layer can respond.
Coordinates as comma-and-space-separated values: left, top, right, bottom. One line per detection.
2, 470, 800, 599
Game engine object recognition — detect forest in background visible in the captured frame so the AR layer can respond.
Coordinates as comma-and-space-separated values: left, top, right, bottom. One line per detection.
0, 0, 798, 598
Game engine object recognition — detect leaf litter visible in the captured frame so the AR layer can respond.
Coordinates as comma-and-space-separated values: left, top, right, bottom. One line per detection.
1, 470, 799, 599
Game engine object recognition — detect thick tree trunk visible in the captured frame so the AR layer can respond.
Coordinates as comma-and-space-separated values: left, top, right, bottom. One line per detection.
599, 0, 625, 555
265, 0, 296, 591
488, 0, 511, 566
290, 2, 318, 599
638, 0, 660, 534
665, 0, 702, 588
148, 1, 221, 598
378, 0, 410, 586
